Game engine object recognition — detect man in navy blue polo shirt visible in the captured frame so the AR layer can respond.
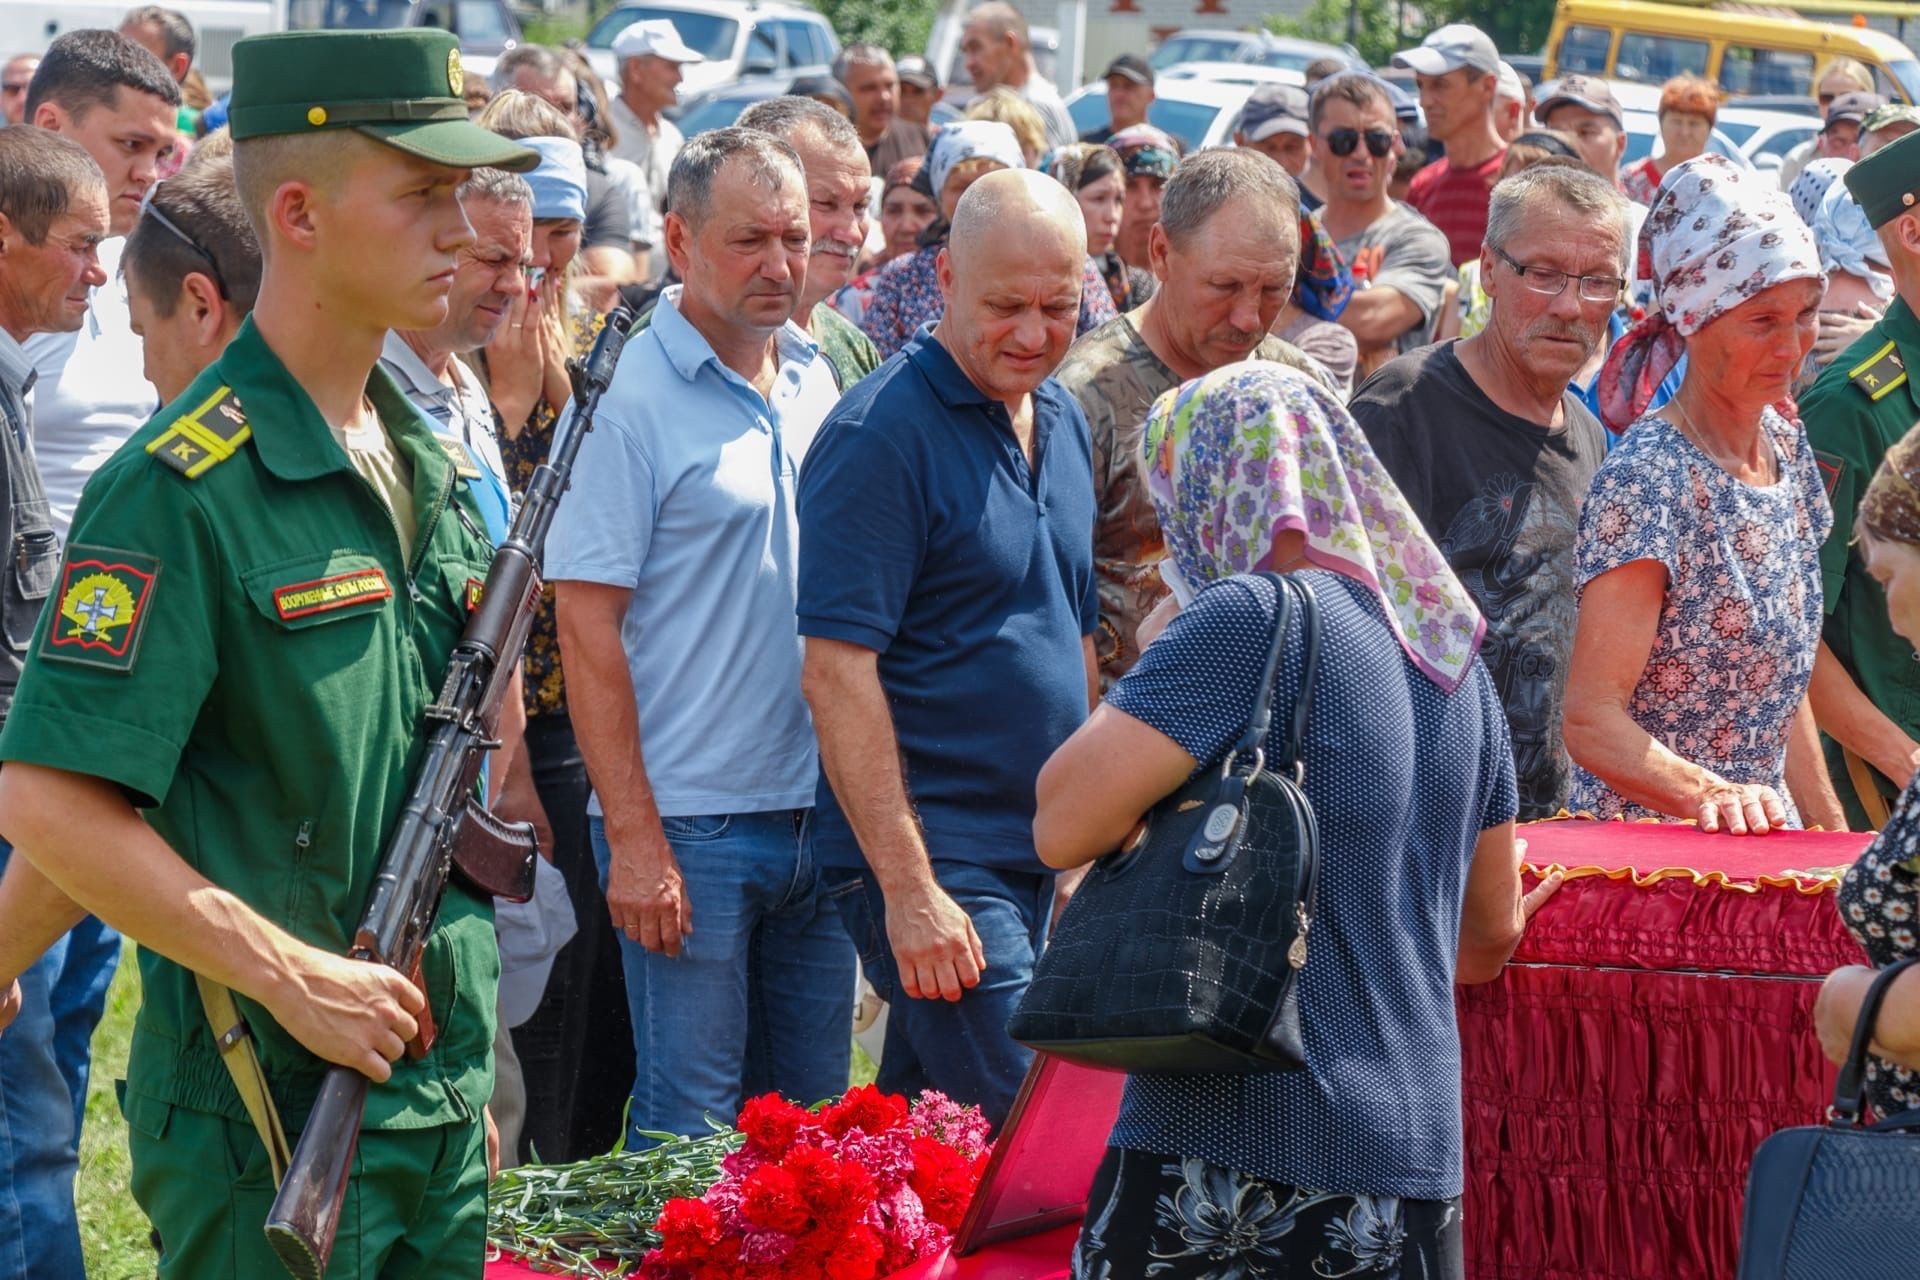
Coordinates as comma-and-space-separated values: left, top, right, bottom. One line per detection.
798, 169, 1100, 1128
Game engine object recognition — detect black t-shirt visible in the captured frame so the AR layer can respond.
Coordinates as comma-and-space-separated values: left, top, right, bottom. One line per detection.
1349, 340, 1606, 819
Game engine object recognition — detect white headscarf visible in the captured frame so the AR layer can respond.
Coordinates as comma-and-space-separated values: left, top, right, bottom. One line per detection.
926, 121, 1023, 196
1815, 178, 1895, 301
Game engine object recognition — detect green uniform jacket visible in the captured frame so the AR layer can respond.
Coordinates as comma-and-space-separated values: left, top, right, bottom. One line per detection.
0, 318, 500, 1134
1802, 296, 1920, 822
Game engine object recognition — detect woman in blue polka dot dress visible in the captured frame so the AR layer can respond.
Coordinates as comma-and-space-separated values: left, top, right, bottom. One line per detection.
1036, 363, 1561, 1278
1817, 429, 1920, 1112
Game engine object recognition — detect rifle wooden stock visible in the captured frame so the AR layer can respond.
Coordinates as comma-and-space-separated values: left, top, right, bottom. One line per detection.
261, 311, 632, 1277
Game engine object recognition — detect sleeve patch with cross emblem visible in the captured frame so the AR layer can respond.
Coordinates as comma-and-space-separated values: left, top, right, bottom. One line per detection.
146, 386, 251, 479
1849, 340, 1909, 403
42, 546, 160, 672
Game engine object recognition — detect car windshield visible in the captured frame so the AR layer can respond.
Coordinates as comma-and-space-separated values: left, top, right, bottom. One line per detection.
1147, 99, 1221, 152
286, 0, 413, 29
586, 7, 739, 60
1242, 46, 1320, 72
1151, 37, 1245, 69
1887, 58, 1920, 104
1716, 119, 1758, 145
1622, 121, 1749, 168
677, 91, 762, 136
455, 0, 510, 42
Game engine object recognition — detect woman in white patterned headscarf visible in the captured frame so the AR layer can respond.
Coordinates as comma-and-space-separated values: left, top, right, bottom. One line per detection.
1569, 154, 1844, 833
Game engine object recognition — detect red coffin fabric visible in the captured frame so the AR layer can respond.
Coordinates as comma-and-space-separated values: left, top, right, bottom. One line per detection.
1459, 819, 1871, 1279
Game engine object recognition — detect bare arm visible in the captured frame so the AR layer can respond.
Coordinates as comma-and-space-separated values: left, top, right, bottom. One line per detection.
802, 637, 984, 1001
1337, 287, 1423, 349
1563, 560, 1789, 834
553, 580, 689, 955
1034, 702, 1195, 871
1787, 694, 1848, 831
490, 669, 555, 858
1810, 639, 1920, 786
1818, 963, 1920, 1069
0, 764, 422, 1080
0, 853, 97, 1032
1456, 825, 1563, 983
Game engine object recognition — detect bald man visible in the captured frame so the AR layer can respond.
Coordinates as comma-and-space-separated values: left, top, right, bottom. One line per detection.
797, 170, 1100, 1127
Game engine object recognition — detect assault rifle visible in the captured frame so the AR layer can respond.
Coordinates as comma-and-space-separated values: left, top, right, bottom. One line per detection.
263, 311, 633, 1280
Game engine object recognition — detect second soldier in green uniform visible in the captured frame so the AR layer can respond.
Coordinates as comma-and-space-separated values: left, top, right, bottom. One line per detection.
1804, 128, 1920, 831
0, 28, 536, 1277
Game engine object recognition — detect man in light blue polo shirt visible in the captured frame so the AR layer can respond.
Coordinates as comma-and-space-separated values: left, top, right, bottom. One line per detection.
546, 126, 852, 1143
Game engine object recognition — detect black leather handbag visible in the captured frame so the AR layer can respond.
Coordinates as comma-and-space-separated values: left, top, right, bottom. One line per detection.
1008, 572, 1321, 1075
1738, 955, 1920, 1278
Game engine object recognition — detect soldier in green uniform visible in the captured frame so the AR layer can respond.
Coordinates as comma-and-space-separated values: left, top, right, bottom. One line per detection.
0, 29, 536, 1277
1802, 128, 1920, 831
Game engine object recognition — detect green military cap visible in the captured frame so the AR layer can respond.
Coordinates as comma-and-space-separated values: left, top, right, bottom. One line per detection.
228, 29, 536, 172
1843, 127, 1920, 229
1863, 102, 1920, 134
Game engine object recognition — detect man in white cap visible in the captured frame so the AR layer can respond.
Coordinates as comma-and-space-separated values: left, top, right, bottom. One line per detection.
1394, 22, 1507, 266
1234, 82, 1312, 180
609, 18, 704, 238
1495, 61, 1527, 143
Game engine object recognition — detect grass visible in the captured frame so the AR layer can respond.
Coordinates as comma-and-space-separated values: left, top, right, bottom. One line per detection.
76, 948, 149, 1280
77, 949, 880, 1275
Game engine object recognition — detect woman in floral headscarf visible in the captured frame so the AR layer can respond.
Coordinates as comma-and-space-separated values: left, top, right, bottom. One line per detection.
1035, 362, 1558, 1280
1565, 154, 1845, 832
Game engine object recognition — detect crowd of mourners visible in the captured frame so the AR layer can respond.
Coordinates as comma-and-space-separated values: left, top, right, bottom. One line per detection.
7, 4, 1920, 1277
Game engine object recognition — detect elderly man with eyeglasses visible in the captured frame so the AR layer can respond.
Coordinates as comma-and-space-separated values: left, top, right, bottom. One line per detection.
1348, 164, 1629, 820
1310, 71, 1451, 374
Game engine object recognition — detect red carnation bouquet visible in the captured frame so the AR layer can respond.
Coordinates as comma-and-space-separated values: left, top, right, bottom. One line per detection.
639, 1086, 992, 1280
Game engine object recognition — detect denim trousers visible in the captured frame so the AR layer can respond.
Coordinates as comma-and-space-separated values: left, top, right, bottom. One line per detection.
821, 859, 1054, 1131
590, 809, 854, 1143
0, 840, 106, 1280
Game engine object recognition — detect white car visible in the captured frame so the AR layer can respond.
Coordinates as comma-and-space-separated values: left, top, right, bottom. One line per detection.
1715, 107, 1819, 175
580, 0, 838, 100
1156, 61, 1306, 90
1621, 108, 1754, 171
1066, 75, 1256, 152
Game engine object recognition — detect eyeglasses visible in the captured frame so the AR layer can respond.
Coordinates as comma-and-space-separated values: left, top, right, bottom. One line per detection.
140, 193, 229, 300
1322, 127, 1395, 158
1492, 246, 1623, 303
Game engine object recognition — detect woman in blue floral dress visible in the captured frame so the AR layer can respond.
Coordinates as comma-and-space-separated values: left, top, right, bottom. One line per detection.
1565, 155, 1844, 832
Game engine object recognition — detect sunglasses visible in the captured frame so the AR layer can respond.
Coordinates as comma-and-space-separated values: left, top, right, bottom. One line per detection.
1322, 127, 1396, 158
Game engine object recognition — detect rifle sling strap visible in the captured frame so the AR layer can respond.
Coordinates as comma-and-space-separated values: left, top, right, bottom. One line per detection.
194, 973, 293, 1187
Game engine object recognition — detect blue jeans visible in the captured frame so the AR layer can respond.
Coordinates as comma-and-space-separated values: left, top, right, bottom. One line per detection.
591, 809, 853, 1144
821, 860, 1053, 1131
0, 843, 87, 1280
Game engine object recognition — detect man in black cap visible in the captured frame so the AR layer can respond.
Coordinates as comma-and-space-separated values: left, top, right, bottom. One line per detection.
1535, 75, 1629, 193
1817, 91, 1885, 166
1233, 82, 1311, 180
1081, 53, 1153, 144
895, 55, 940, 129
0, 27, 536, 1278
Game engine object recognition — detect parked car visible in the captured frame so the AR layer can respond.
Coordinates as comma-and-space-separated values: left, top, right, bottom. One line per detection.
672, 74, 788, 134
1233, 33, 1363, 75
1065, 74, 1256, 152
938, 23, 1057, 110
1620, 107, 1754, 170
1715, 105, 1819, 173
581, 0, 838, 100
284, 0, 520, 83
1156, 61, 1306, 89
1149, 28, 1265, 71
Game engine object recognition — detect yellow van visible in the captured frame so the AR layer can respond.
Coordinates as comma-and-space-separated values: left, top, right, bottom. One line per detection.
1544, 0, 1920, 102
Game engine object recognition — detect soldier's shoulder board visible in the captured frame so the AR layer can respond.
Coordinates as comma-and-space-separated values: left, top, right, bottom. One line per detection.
146, 386, 251, 480
1848, 340, 1909, 404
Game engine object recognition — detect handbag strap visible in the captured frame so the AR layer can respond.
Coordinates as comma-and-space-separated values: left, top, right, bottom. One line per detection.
1274, 578, 1321, 776
1830, 955, 1920, 1125
1228, 574, 1298, 765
